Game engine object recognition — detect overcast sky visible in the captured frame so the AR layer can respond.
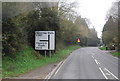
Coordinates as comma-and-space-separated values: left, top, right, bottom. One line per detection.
74, 0, 117, 38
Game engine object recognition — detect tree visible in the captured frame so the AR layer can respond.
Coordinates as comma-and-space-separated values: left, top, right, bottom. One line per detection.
102, 16, 118, 47
58, 1, 78, 22
2, 2, 36, 58
105, 1, 119, 51
106, 2, 118, 20
87, 28, 99, 46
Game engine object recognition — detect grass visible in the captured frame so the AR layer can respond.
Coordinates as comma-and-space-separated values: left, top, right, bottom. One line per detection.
111, 52, 120, 58
99, 46, 106, 50
2, 45, 80, 78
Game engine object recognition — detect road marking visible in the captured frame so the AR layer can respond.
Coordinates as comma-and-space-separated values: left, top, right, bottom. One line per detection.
99, 67, 108, 79
97, 61, 100, 64
94, 59, 98, 65
95, 59, 98, 64
94, 59, 100, 65
104, 68, 119, 80
54, 62, 63, 75
54, 59, 66, 76
44, 61, 63, 80
92, 56, 94, 59
106, 73, 111, 75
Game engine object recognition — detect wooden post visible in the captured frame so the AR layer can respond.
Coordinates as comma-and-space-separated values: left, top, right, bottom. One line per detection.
45, 50, 47, 57
49, 50, 51, 58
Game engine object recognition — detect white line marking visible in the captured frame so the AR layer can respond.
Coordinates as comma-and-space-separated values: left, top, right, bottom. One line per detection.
94, 59, 99, 65
104, 68, 119, 79
44, 61, 63, 79
99, 67, 108, 79
106, 73, 111, 75
54, 62, 63, 75
54, 59, 66, 76
94, 59, 98, 64
92, 56, 94, 59
97, 61, 100, 64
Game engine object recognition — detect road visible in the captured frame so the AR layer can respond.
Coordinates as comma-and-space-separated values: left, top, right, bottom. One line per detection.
52, 47, 119, 79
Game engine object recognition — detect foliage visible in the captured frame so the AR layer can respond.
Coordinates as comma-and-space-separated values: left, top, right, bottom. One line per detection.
2, 18, 23, 58
2, 2, 100, 61
103, 1, 119, 51
75, 16, 99, 46
58, 1, 78, 21
102, 16, 118, 50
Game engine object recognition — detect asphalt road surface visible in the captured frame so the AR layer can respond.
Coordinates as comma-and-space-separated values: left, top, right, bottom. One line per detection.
52, 47, 119, 79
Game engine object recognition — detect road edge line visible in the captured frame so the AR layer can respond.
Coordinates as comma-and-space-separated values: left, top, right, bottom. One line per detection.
44, 60, 65, 80
54, 59, 66, 76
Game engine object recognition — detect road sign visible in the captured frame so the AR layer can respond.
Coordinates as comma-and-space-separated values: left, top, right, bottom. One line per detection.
35, 31, 55, 50
77, 38, 80, 43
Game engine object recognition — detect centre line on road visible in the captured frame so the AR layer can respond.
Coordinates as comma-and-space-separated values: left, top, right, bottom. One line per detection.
99, 67, 108, 79
96, 59, 100, 64
94, 59, 99, 65
104, 68, 119, 80
92, 56, 94, 59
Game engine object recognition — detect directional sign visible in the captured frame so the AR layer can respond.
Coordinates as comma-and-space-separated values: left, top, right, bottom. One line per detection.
76, 38, 80, 43
35, 31, 55, 50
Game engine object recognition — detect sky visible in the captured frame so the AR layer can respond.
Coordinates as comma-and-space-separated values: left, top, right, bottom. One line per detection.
74, 0, 117, 38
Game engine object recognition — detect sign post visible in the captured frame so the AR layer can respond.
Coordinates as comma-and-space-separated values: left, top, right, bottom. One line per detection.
49, 51, 51, 58
45, 50, 47, 57
35, 31, 55, 57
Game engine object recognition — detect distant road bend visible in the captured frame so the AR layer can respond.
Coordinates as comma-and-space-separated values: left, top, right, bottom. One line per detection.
52, 47, 119, 79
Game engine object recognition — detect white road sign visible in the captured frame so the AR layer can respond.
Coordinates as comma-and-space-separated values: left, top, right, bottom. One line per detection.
35, 31, 55, 50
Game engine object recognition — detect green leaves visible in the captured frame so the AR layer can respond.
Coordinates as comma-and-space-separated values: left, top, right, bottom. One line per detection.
2, 17, 23, 58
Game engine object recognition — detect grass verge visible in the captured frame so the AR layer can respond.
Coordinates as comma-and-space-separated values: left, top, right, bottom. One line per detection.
99, 46, 106, 50
111, 52, 120, 58
2, 45, 80, 78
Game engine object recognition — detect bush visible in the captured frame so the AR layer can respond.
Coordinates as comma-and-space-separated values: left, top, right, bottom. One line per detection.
2, 18, 23, 58
107, 44, 115, 50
